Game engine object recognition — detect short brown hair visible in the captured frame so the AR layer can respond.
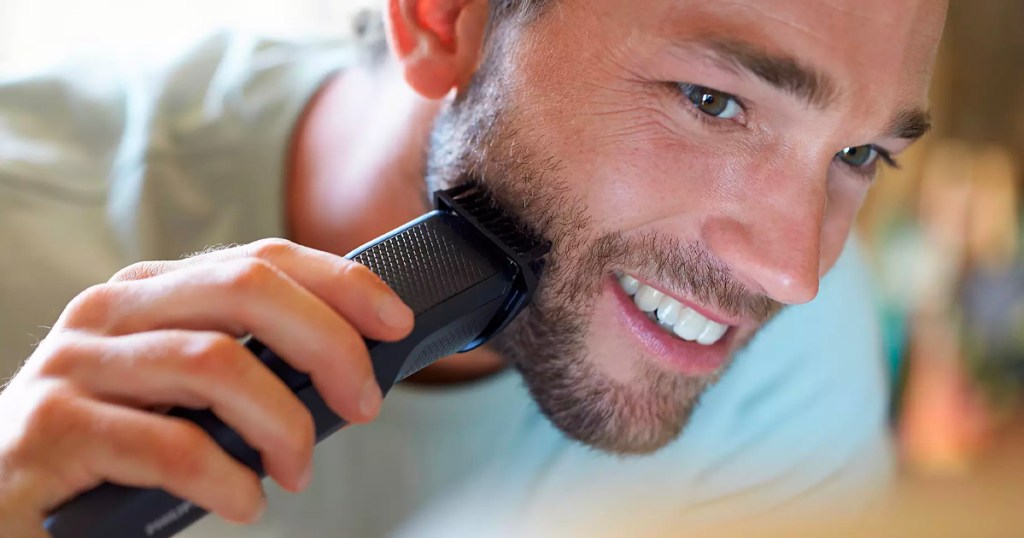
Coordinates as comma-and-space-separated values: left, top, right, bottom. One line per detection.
490, 0, 551, 24
355, 1, 551, 67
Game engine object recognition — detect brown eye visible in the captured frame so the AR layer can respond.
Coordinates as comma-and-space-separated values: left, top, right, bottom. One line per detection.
679, 84, 741, 119
837, 145, 879, 168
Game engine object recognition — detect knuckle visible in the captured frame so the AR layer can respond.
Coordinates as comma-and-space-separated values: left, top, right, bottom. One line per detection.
156, 423, 211, 480
225, 258, 279, 293
336, 260, 379, 289
338, 322, 369, 350
181, 333, 247, 381
33, 334, 84, 377
60, 284, 120, 329
25, 386, 85, 441
109, 261, 166, 283
249, 238, 297, 261
281, 409, 315, 461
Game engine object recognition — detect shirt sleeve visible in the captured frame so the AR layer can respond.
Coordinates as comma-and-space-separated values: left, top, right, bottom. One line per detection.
109, 32, 355, 260
0, 32, 353, 374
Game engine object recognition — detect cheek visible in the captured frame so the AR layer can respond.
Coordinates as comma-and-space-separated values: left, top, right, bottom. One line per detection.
503, 10, 742, 237
504, 55, 725, 233
820, 176, 871, 274
540, 103, 743, 236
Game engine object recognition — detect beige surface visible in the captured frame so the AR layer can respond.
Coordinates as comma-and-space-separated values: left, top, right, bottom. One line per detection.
695, 419, 1024, 538
555, 417, 1024, 538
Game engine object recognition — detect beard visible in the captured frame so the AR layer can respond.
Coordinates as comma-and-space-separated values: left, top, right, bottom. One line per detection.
424, 54, 783, 454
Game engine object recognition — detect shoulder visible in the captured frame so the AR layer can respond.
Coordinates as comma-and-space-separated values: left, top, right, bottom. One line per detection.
0, 32, 356, 199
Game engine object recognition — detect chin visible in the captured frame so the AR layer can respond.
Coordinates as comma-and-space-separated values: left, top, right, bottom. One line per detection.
497, 270, 772, 455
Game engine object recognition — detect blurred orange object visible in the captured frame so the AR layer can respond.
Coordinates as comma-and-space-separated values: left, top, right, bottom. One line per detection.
899, 312, 994, 474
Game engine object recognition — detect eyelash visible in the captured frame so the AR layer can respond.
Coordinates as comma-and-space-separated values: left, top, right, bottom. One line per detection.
672, 83, 748, 129
671, 82, 902, 181
844, 148, 900, 181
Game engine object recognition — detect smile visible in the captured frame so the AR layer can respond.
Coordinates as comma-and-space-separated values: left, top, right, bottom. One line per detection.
615, 273, 731, 346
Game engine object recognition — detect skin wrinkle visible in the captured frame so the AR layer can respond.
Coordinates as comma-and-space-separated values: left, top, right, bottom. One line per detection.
658, 47, 781, 142
590, 119, 676, 149
582, 100, 713, 233
695, 0, 822, 45
586, 77, 752, 158
586, 98, 689, 149
651, 49, 852, 180
700, 39, 840, 109
599, 33, 651, 88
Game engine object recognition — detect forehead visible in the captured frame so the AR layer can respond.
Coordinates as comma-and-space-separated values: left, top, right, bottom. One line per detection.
531, 0, 946, 104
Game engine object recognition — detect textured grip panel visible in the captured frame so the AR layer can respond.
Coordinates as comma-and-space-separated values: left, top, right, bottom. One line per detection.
351, 214, 506, 314
395, 305, 495, 381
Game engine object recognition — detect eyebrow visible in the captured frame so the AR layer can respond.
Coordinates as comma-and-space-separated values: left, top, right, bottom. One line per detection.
886, 107, 932, 141
688, 37, 932, 141
695, 38, 839, 109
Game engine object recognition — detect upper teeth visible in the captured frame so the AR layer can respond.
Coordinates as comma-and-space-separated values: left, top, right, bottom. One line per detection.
618, 274, 729, 346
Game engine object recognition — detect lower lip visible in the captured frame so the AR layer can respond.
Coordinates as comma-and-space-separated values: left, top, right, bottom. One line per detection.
608, 276, 731, 377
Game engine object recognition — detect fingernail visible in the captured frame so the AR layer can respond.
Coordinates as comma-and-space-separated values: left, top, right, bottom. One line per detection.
298, 463, 314, 492
378, 295, 413, 330
359, 379, 383, 419
252, 493, 267, 522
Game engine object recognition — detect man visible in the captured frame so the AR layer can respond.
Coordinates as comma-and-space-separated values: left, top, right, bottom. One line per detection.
0, 0, 946, 536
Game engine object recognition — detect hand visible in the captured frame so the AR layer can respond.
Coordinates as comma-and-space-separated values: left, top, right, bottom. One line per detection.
0, 239, 414, 535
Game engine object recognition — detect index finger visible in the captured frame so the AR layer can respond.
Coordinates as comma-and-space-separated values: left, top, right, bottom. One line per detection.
110, 239, 414, 342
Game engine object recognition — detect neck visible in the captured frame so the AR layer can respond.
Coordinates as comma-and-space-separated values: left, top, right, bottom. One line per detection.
286, 60, 506, 385
287, 61, 436, 254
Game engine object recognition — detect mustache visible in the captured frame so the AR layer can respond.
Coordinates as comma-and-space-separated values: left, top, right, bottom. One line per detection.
562, 230, 784, 323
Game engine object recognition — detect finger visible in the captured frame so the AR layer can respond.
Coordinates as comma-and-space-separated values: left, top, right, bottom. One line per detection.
62, 260, 382, 423
110, 239, 414, 342
230, 240, 415, 341
39, 330, 315, 493
32, 395, 265, 525
0, 518, 49, 538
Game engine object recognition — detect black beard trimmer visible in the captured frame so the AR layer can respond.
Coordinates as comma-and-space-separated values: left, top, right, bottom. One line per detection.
44, 182, 550, 538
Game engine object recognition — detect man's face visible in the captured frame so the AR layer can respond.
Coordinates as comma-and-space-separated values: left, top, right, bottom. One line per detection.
426, 0, 945, 453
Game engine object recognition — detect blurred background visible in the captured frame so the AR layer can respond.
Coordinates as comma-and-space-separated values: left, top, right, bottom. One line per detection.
853, 1, 1024, 532
0, 0, 1021, 534
0, 0, 378, 72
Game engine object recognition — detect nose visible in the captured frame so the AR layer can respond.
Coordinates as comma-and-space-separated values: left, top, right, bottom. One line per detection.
701, 164, 828, 306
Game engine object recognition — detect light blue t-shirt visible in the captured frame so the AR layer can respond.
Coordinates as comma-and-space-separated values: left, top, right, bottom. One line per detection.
0, 33, 892, 537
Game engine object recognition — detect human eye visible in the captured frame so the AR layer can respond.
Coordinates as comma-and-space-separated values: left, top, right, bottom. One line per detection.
835, 145, 900, 180
677, 83, 744, 120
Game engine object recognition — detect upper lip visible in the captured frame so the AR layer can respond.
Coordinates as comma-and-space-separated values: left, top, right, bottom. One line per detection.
623, 272, 746, 327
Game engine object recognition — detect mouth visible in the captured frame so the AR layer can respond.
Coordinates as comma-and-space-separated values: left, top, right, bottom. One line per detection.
609, 272, 737, 376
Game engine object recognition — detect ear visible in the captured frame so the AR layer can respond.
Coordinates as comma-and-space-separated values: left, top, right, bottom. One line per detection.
385, 0, 489, 99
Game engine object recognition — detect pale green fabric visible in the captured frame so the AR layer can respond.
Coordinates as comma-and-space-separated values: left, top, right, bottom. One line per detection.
0, 33, 893, 538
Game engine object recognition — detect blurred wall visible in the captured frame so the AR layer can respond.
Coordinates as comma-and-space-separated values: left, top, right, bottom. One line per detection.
860, 0, 1023, 246
940, 0, 1024, 157
0, 0, 382, 73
